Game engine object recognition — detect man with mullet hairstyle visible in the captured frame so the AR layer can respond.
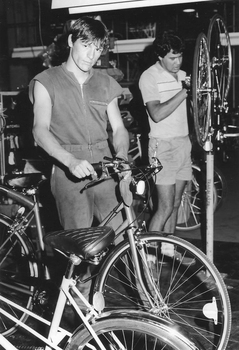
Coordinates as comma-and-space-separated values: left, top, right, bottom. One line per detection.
29, 16, 129, 306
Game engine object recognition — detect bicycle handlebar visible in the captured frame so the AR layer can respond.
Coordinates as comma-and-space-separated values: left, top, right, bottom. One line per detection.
82, 157, 163, 196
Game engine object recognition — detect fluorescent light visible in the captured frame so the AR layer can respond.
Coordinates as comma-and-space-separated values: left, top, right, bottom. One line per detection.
112, 38, 154, 53
52, 0, 134, 9
52, 0, 212, 13
183, 8, 196, 13
12, 47, 46, 58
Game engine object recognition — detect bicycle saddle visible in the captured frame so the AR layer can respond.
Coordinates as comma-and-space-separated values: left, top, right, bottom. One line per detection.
44, 226, 115, 260
4, 173, 45, 189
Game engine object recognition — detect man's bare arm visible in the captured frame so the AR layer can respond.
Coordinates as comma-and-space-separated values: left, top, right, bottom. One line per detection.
107, 97, 130, 160
146, 88, 187, 123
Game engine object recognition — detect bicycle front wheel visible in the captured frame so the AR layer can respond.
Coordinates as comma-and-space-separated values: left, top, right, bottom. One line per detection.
67, 310, 198, 350
192, 32, 212, 147
0, 214, 38, 336
95, 233, 231, 350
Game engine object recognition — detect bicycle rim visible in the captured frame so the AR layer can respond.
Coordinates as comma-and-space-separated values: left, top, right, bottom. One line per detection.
213, 166, 227, 210
192, 32, 212, 148
68, 311, 198, 350
0, 214, 38, 336
207, 14, 232, 106
95, 234, 231, 350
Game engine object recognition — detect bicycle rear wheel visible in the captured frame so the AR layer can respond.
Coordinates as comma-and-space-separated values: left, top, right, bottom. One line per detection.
207, 14, 232, 107
68, 310, 198, 350
0, 214, 38, 336
95, 233, 231, 350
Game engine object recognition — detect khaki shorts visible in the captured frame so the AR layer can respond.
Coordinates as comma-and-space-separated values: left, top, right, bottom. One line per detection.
148, 136, 192, 185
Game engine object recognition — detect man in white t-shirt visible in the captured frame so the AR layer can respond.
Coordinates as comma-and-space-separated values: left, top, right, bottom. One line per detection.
139, 31, 192, 235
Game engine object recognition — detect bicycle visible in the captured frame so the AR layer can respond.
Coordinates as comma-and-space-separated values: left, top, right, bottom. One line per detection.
86, 158, 231, 350
0, 157, 231, 350
0, 172, 53, 336
207, 14, 239, 162
193, 15, 239, 160
0, 223, 200, 350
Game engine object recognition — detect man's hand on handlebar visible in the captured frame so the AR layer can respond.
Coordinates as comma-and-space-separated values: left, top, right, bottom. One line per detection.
68, 158, 97, 179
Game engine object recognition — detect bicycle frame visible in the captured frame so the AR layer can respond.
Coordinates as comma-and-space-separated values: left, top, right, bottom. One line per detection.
128, 133, 142, 162
98, 176, 162, 308
0, 254, 113, 350
0, 160, 162, 332
0, 183, 50, 279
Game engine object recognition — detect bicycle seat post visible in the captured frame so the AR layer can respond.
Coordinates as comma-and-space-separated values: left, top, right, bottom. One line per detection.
27, 187, 51, 281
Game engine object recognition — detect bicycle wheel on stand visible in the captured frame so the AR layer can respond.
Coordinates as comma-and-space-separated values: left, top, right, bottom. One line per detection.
192, 32, 212, 148
207, 14, 232, 108
0, 214, 38, 336
94, 233, 231, 350
207, 14, 232, 161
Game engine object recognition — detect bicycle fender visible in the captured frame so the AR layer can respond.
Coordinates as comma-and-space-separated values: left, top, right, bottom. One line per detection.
67, 310, 199, 350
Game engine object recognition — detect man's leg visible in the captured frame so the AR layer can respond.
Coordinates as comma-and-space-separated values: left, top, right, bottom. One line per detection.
94, 178, 125, 244
51, 166, 94, 311
149, 180, 186, 258
148, 183, 175, 232
163, 179, 187, 233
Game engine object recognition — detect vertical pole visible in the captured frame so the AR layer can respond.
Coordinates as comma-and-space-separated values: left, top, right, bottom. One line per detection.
0, 93, 6, 183
204, 140, 214, 262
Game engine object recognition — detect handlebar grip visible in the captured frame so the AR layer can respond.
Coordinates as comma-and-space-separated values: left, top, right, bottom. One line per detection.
103, 156, 114, 162
92, 162, 103, 178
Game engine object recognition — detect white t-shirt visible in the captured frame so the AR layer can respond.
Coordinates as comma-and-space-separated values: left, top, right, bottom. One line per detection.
139, 62, 188, 139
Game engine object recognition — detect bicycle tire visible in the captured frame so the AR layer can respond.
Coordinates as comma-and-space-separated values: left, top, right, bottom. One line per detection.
94, 233, 231, 350
207, 14, 232, 106
0, 214, 38, 336
213, 165, 227, 209
176, 164, 218, 231
67, 310, 198, 350
192, 32, 212, 148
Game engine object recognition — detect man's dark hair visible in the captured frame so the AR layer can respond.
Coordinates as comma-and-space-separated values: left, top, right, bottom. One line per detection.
153, 31, 185, 58
70, 16, 109, 52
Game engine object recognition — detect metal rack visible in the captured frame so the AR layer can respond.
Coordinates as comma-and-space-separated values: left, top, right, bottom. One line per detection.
0, 91, 20, 183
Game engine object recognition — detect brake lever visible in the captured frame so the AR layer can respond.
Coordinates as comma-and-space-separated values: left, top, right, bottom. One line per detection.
151, 157, 163, 174
80, 164, 110, 193
80, 177, 111, 193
